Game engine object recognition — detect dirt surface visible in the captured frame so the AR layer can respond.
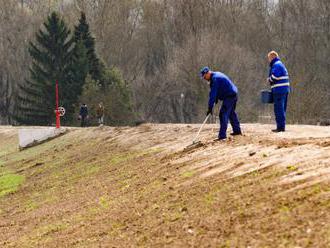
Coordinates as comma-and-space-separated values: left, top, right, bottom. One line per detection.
0, 124, 329, 247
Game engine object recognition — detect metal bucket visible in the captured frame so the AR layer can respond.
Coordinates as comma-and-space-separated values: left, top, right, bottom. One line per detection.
261, 90, 273, 104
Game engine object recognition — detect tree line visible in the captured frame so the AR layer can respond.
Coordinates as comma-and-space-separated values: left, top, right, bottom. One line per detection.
0, 0, 329, 125
16, 11, 133, 126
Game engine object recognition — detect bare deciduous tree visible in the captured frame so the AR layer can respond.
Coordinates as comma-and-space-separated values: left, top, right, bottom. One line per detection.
1, 0, 329, 124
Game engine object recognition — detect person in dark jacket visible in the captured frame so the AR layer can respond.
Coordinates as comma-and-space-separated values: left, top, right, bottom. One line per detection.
200, 66, 242, 140
267, 51, 290, 132
79, 103, 89, 127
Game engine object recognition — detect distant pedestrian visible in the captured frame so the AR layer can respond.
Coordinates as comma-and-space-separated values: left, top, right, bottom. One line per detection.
79, 103, 88, 127
267, 51, 290, 132
96, 102, 104, 126
200, 66, 242, 140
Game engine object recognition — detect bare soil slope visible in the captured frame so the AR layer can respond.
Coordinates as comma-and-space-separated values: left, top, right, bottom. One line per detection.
0, 124, 329, 247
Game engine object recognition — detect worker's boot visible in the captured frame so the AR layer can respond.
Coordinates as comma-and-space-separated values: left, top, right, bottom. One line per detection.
271, 129, 285, 132
230, 131, 242, 136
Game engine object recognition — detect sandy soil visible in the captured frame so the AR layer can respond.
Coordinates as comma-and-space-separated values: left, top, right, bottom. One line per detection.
0, 124, 329, 247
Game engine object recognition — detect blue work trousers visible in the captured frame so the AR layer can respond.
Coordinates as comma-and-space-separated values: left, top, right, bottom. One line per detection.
273, 93, 288, 130
219, 95, 241, 139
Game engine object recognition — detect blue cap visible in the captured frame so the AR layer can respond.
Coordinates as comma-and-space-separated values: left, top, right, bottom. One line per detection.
199, 66, 210, 78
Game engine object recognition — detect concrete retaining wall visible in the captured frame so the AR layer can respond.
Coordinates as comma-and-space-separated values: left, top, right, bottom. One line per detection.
18, 127, 66, 149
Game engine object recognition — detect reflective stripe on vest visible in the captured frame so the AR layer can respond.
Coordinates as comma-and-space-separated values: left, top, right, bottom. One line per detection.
271, 74, 289, 81
271, 82, 290, 89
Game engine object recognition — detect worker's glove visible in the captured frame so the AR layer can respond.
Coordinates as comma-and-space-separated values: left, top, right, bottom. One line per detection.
206, 107, 213, 116
268, 77, 274, 86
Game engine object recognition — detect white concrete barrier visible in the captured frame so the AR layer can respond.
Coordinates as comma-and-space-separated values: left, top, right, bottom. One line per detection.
18, 127, 66, 149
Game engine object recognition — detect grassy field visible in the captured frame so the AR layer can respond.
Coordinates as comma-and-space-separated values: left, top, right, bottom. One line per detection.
0, 124, 329, 247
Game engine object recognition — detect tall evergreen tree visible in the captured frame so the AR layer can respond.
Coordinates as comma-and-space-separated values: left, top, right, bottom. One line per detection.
17, 12, 77, 125
74, 12, 104, 84
66, 40, 89, 103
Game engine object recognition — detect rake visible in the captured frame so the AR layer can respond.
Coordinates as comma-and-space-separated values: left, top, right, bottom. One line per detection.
185, 114, 211, 150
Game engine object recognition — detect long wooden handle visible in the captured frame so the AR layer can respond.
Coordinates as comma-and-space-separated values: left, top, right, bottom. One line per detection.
192, 114, 210, 143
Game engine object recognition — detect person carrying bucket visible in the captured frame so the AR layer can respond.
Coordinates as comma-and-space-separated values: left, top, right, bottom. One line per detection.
267, 51, 290, 132
200, 67, 242, 141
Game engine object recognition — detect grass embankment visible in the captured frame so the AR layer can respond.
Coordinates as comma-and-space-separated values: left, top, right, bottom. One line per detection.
0, 128, 25, 198
0, 126, 329, 247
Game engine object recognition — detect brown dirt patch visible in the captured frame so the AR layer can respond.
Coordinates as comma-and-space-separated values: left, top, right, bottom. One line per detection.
0, 124, 329, 247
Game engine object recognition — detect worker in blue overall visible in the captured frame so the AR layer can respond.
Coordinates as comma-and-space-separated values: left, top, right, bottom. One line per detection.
267, 51, 290, 132
200, 67, 242, 140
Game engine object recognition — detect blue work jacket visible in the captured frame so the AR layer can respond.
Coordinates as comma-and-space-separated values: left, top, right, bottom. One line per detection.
268, 57, 290, 94
208, 72, 238, 109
